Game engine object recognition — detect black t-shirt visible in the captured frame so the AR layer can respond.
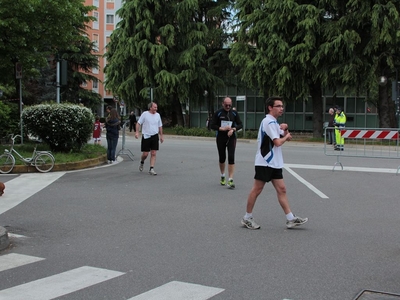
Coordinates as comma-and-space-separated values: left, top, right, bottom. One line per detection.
210, 108, 243, 138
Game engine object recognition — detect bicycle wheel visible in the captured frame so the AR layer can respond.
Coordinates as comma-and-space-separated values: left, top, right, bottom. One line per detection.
34, 152, 55, 173
0, 153, 16, 174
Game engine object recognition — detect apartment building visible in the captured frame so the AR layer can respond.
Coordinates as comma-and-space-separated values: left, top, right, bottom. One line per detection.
85, 0, 123, 117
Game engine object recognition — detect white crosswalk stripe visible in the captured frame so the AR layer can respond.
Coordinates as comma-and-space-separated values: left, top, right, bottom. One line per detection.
0, 265, 125, 300
128, 281, 225, 300
0, 172, 66, 215
0, 253, 44, 272
0, 253, 225, 299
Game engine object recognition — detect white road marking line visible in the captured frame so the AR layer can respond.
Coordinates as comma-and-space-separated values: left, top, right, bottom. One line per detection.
284, 166, 329, 199
0, 253, 45, 272
128, 281, 225, 300
0, 266, 125, 300
7, 233, 28, 239
0, 172, 66, 215
285, 163, 398, 173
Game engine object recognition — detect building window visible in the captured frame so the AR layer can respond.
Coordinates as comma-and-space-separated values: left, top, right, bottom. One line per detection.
93, 34, 99, 52
106, 0, 114, 2
93, 0, 99, 7
93, 11, 99, 30
106, 14, 114, 24
93, 80, 98, 90
92, 57, 99, 74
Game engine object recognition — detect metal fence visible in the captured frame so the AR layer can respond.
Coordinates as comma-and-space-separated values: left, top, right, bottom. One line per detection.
324, 127, 400, 174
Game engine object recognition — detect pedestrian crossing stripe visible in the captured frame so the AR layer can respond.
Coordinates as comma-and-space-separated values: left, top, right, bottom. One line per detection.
0, 253, 44, 272
0, 266, 125, 300
0, 172, 66, 215
127, 281, 225, 300
0, 253, 225, 300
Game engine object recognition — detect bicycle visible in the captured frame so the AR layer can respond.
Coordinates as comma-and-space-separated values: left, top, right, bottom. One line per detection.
0, 134, 55, 174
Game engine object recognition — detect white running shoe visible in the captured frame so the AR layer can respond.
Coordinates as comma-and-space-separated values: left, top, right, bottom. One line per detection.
286, 215, 308, 228
241, 217, 260, 230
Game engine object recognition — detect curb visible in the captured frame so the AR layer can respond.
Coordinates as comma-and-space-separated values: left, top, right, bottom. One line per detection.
8, 154, 107, 174
0, 226, 9, 251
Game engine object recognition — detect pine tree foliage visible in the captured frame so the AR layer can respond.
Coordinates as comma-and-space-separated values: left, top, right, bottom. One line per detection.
231, 0, 400, 132
105, 0, 233, 125
59, 36, 102, 109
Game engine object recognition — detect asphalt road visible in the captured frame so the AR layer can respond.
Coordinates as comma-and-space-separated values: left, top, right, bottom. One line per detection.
0, 134, 399, 300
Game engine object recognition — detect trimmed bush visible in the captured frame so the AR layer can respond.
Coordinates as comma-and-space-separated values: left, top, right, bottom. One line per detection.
169, 126, 215, 137
22, 103, 94, 152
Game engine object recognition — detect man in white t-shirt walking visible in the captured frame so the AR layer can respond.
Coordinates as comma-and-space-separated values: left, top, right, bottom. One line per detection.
135, 102, 164, 175
241, 96, 308, 229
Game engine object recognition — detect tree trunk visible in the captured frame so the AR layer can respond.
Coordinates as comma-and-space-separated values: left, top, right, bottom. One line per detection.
310, 83, 323, 138
378, 85, 397, 128
207, 90, 214, 115
171, 94, 184, 127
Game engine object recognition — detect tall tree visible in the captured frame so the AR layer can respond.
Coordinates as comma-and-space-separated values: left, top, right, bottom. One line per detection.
339, 1, 400, 128
231, 0, 337, 137
21, 24, 101, 109
59, 36, 102, 109
231, 0, 400, 134
105, 0, 232, 126
0, 0, 95, 98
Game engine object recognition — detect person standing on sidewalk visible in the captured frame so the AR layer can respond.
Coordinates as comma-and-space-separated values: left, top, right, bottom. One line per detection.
93, 115, 102, 145
241, 96, 308, 230
105, 108, 121, 164
334, 106, 346, 151
129, 111, 137, 132
210, 97, 243, 189
135, 102, 164, 175
327, 108, 336, 145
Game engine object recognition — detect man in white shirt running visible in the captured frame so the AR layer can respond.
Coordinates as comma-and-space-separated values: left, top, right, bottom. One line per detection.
135, 102, 164, 175
241, 96, 308, 229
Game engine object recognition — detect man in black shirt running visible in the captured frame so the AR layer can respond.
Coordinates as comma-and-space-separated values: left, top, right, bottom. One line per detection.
211, 97, 243, 189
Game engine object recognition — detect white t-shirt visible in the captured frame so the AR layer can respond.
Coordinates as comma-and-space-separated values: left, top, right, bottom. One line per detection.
254, 114, 285, 169
137, 111, 162, 139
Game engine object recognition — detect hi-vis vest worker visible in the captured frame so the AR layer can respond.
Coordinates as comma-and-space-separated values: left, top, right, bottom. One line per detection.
334, 107, 346, 151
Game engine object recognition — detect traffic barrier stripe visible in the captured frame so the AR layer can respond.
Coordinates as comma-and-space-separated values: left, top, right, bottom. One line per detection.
340, 130, 399, 140
324, 127, 400, 173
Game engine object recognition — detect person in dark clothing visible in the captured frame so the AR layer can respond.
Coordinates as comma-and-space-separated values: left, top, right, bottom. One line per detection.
210, 97, 243, 189
105, 108, 121, 164
327, 107, 336, 145
129, 111, 137, 132
206, 113, 213, 131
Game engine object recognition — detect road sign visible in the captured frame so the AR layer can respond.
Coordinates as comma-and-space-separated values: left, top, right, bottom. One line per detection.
236, 95, 246, 101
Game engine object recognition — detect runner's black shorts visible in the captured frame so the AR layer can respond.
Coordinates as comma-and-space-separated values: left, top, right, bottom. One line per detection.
254, 166, 283, 182
141, 134, 159, 152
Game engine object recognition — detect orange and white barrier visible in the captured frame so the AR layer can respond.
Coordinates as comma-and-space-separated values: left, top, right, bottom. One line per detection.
324, 127, 400, 173
340, 129, 399, 140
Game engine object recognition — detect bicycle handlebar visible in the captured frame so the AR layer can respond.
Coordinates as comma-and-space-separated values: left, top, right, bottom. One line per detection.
8, 134, 22, 141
